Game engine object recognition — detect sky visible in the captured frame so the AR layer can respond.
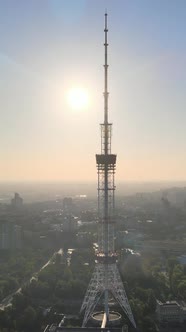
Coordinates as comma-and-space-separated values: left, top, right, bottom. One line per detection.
1, 0, 186, 182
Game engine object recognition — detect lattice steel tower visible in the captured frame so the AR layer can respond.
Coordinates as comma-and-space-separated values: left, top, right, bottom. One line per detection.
80, 13, 136, 329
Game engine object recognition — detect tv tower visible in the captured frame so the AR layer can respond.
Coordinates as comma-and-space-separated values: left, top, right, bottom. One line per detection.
80, 14, 136, 329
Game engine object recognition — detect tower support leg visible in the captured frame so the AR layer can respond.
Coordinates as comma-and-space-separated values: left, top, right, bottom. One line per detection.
80, 263, 136, 328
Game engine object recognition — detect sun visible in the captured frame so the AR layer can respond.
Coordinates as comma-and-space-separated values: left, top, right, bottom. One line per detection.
67, 87, 89, 111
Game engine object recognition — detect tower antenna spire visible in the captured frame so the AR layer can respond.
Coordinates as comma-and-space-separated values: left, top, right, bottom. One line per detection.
80, 14, 136, 329
104, 11, 108, 125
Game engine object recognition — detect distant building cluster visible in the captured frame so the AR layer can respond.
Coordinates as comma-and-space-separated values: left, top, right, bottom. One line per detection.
116, 229, 143, 247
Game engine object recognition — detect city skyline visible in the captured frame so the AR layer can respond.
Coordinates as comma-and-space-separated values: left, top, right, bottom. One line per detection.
1, 0, 186, 182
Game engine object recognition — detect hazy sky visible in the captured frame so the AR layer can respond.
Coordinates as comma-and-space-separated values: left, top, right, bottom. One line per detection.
1, 0, 186, 182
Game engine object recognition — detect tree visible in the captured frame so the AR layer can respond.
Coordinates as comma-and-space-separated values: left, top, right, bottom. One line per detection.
171, 264, 184, 295
0, 310, 11, 330
24, 306, 36, 325
12, 293, 28, 311
167, 257, 178, 291
17, 306, 37, 332
178, 280, 186, 299
147, 289, 156, 313
54, 253, 62, 265
141, 316, 156, 332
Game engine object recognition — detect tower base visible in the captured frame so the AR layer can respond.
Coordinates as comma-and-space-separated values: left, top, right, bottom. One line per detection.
91, 311, 122, 327
80, 263, 136, 328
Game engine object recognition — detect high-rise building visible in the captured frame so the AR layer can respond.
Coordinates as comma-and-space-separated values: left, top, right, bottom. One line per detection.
63, 197, 73, 213
0, 222, 22, 249
11, 192, 23, 209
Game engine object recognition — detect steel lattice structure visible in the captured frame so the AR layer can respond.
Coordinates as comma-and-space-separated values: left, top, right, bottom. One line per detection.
80, 13, 136, 329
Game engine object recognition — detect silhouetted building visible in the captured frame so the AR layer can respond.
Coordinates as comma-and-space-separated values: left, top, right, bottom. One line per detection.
62, 215, 78, 232
11, 192, 23, 209
63, 197, 73, 213
0, 222, 22, 249
14, 225, 22, 249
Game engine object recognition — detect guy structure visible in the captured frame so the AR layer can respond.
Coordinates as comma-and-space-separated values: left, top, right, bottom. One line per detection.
80, 14, 136, 329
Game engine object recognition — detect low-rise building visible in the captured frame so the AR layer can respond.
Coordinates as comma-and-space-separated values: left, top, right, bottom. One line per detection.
156, 300, 186, 323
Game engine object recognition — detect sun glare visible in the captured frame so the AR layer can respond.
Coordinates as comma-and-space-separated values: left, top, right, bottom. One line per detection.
67, 87, 89, 111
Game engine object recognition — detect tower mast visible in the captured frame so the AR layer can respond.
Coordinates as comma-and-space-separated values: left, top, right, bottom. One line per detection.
80, 14, 136, 329
104, 12, 109, 126
103, 11, 109, 320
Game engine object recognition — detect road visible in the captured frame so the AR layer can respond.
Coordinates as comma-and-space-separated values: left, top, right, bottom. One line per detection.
0, 248, 63, 310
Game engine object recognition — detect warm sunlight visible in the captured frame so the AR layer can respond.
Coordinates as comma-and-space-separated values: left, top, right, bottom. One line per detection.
67, 87, 89, 111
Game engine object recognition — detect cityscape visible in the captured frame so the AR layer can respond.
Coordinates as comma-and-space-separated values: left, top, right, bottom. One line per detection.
1, 1, 186, 332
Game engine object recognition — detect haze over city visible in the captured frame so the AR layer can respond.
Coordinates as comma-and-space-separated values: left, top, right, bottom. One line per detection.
2, 2, 186, 332
1, 0, 186, 182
